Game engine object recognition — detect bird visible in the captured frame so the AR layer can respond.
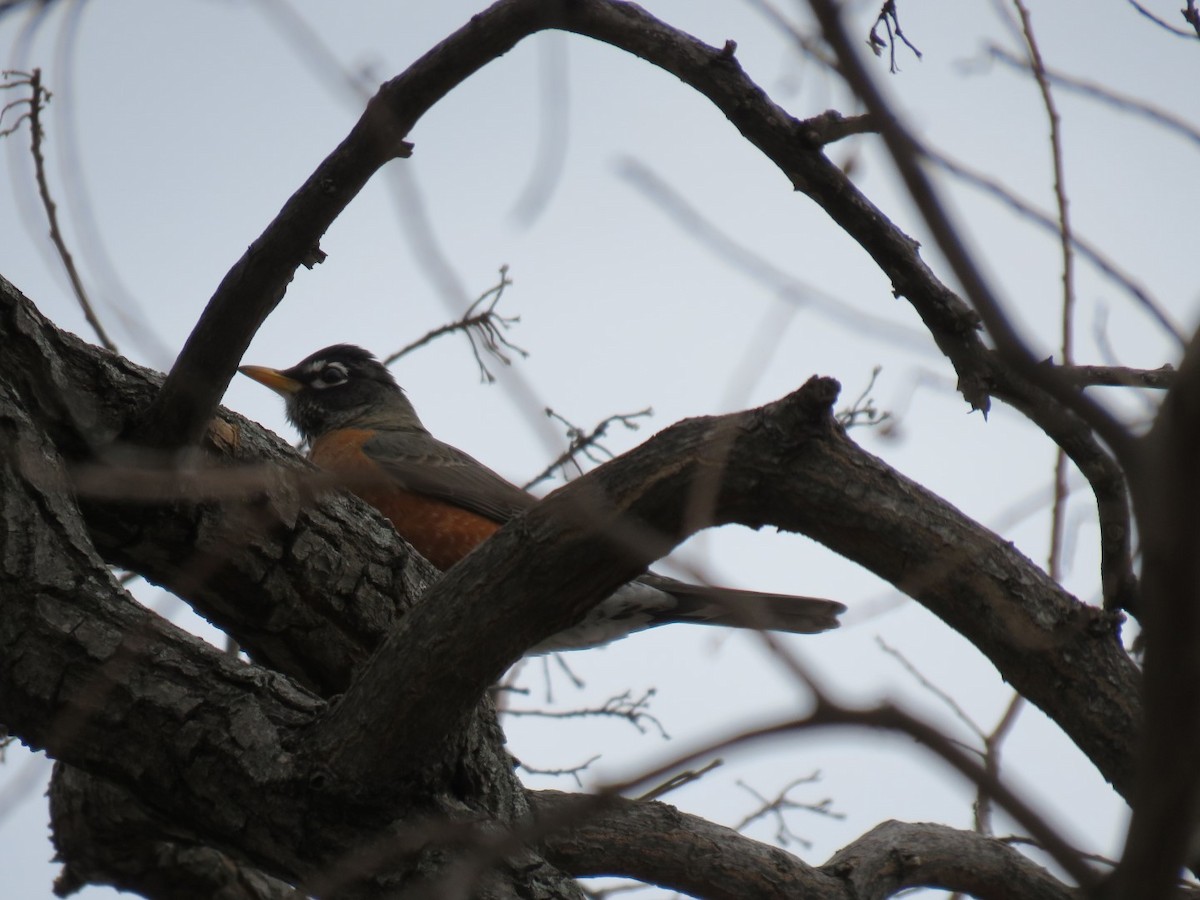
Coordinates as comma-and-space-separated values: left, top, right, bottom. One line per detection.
239, 344, 845, 651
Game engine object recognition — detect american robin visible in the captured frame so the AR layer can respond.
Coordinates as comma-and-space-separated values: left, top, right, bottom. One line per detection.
240, 344, 845, 650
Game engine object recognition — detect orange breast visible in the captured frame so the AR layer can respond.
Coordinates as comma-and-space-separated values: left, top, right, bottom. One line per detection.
310, 429, 501, 570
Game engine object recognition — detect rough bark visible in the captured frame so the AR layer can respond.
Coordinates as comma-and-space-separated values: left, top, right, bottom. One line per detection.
0, 4, 1159, 894
532, 792, 1079, 900
0, 275, 581, 898
49, 766, 301, 900
0, 263, 1140, 896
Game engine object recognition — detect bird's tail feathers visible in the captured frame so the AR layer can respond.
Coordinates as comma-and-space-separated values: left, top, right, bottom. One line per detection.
642, 576, 845, 635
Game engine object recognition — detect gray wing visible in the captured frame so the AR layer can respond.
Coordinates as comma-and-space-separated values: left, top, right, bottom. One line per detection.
362, 429, 537, 524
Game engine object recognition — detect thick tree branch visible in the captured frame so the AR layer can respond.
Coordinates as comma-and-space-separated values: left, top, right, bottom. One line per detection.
49, 766, 300, 900
1107, 328, 1200, 896
0, 378, 323, 881
130, 0, 1139, 624
823, 820, 1077, 900
0, 275, 579, 898
786, 0, 1139, 614
531, 792, 1076, 900
1, 273, 435, 696
556, 0, 1138, 616
3, 268, 1140, 814
533, 790, 839, 898
306, 369, 1139, 803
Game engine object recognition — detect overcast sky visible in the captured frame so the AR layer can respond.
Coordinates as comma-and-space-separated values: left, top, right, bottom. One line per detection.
2, 1, 1196, 896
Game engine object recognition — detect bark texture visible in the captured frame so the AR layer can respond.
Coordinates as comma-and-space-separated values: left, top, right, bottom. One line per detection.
0, 0, 1166, 896
1, 263, 1132, 897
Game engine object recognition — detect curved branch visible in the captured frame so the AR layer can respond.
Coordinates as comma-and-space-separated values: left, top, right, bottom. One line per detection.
532, 790, 840, 899
1, 273, 434, 697
1109, 328, 1200, 896
799, 0, 1139, 613
0, 274, 577, 898
308, 372, 1140, 805
134, 0, 1141, 623
139, 0, 547, 447
530, 791, 1076, 900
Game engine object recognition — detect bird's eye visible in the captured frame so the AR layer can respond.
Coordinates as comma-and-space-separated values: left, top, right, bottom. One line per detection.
312, 362, 349, 388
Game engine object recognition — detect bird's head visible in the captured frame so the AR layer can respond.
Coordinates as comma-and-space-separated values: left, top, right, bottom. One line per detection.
239, 344, 425, 442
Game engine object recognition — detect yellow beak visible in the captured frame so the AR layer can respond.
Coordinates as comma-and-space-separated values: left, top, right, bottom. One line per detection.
238, 365, 303, 397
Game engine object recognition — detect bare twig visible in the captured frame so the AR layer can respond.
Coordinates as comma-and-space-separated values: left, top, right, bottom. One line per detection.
383, 266, 527, 382
876, 637, 1028, 838
744, 0, 836, 67
867, 0, 923, 73
733, 774, 843, 848
510, 32, 570, 225
1125, 0, 1200, 37
1, 69, 115, 351
618, 157, 933, 354
974, 693, 1025, 835
517, 754, 601, 788
807, 0, 1136, 462
877, 637, 985, 743
635, 758, 723, 802
523, 407, 654, 490
1013, 0, 1077, 611
550, 653, 586, 695
1059, 363, 1177, 390
500, 689, 669, 739
836, 366, 892, 430
988, 45, 1200, 149
600, 698, 1099, 888
929, 148, 1183, 345
1002, 834, 1120, 868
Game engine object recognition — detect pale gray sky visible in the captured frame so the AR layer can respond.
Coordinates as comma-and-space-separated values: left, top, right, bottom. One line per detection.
2, 1, 1194, 896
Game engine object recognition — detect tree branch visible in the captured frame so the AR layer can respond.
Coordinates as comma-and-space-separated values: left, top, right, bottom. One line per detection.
49, 766, 301, 900
303, 367, 1138, 804
531, 792, 1077, 900
127, 0, 1142, 630
0, 273, 434, 697
7, 262, 1139, 819
1108, 325, 1200, 895
0, 274, 579, 898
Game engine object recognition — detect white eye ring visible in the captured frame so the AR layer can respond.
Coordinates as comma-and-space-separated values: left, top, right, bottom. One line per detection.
313, 362, 349, 388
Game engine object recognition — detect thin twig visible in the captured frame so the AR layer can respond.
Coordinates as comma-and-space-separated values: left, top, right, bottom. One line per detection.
733, 774, 843, 848
384, 266, 526, 381
988, 45, 1200, 149
600, 699, 1099, 888
1, 69, 115, 350
523, 407, 654, 490
807, 0, 1137, 467
877, 637, 985, 741
1013, 0, 1076, 601
1059, 363, 1177, 390
500, 689, 669, 739
974, 693, 1025, 834
516, 754, 601, 788
835, 366, 892, 430
929, 149, 1183, 345
867, 0, 923, 74
1124, 0, 1200, 37
635, 758, 724, 802
617, 156, 933, 354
